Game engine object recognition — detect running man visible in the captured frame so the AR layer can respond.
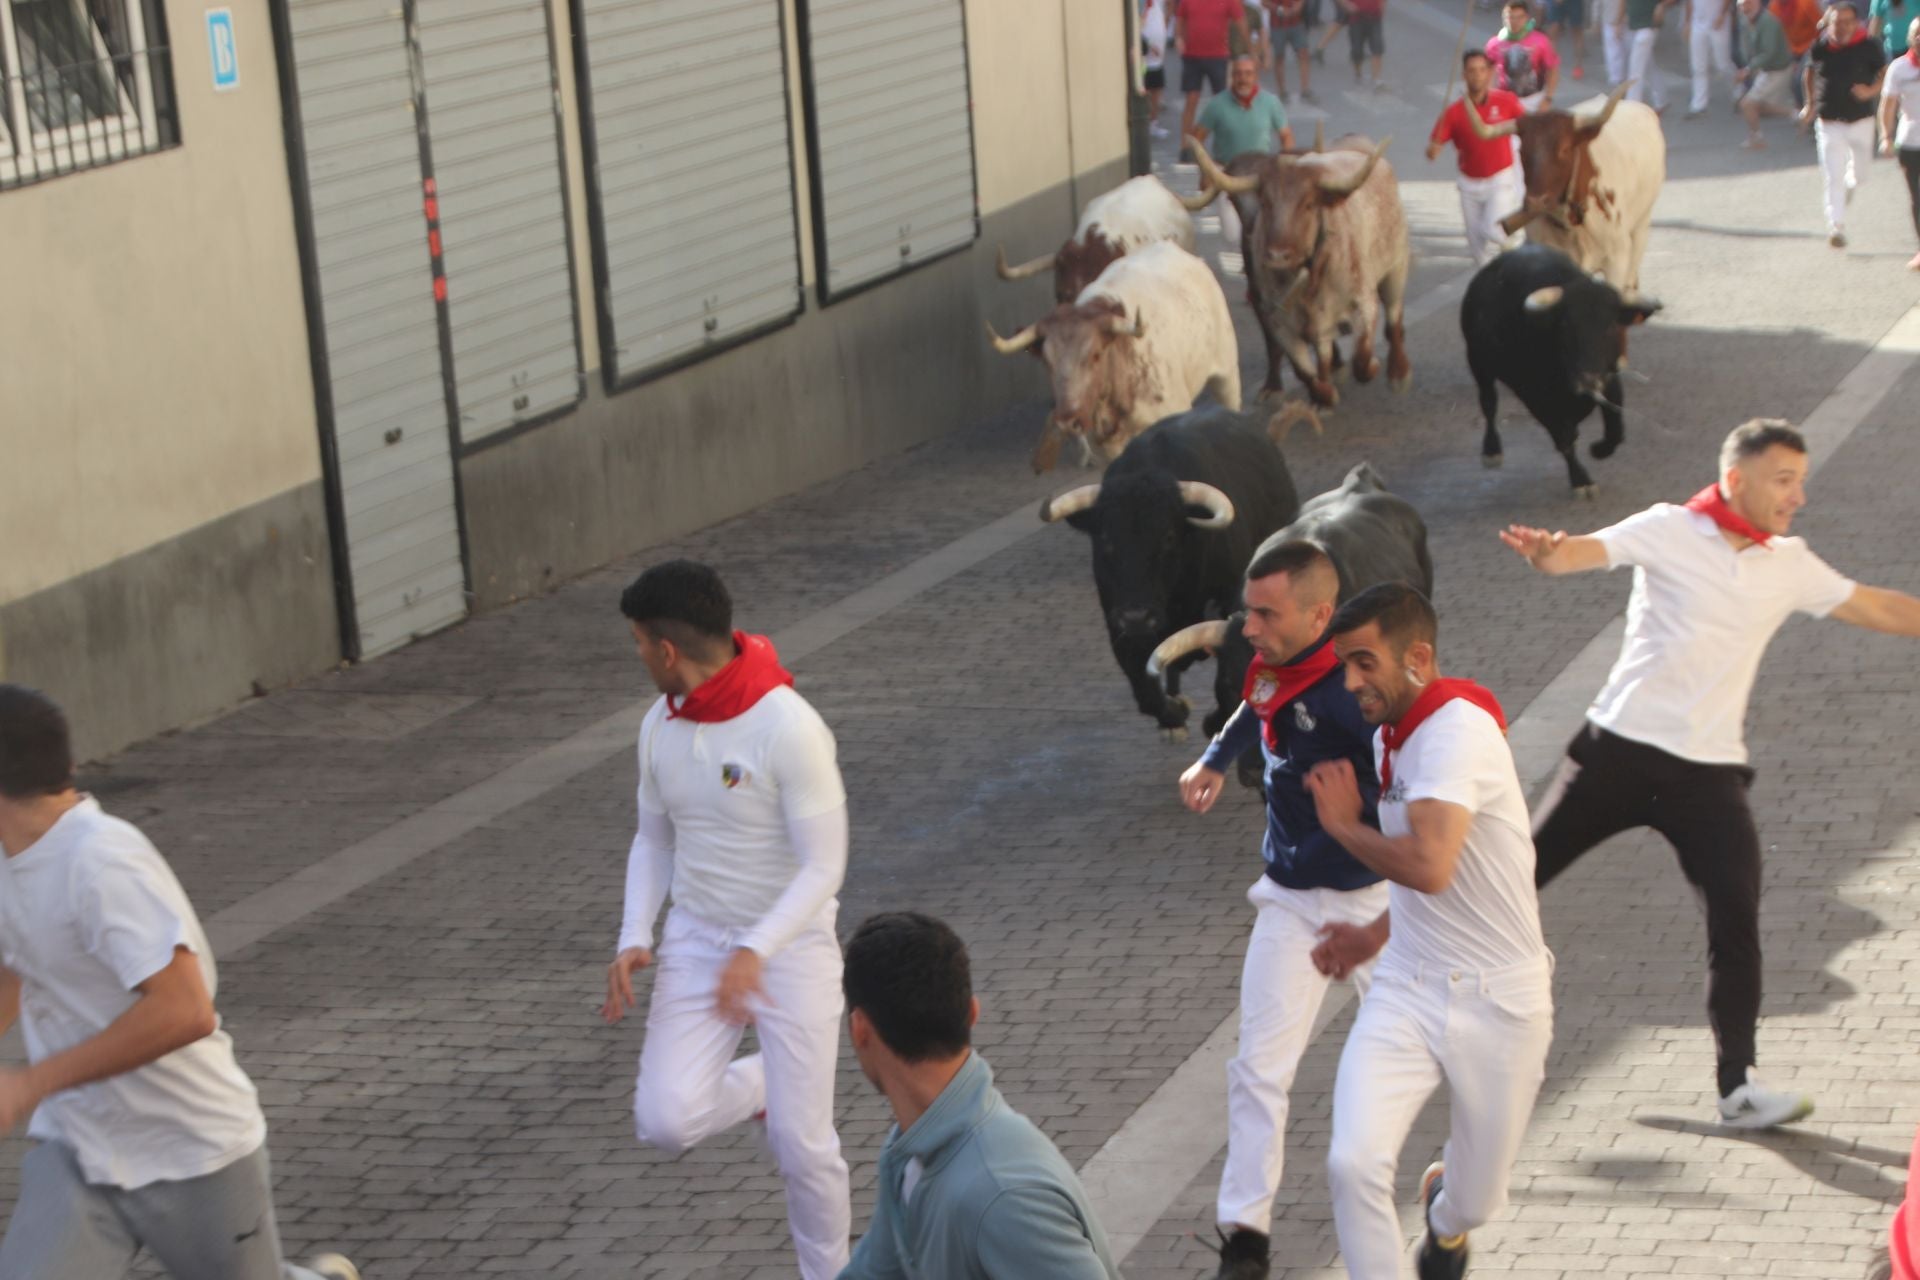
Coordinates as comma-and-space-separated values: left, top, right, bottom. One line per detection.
0, 685, 358, 1280
1624, 0, 1673, 111
1684, 0, 1736, 115
1306, 585, 1553, 1280
1488, 0, 1561, 110
1803, 1, 1888, 249
1880, 15, 1920, 270
1429, 50, 1529, 264
1178, 543, 1389, 1280
1502, 420, 1920, 1129
601, 560, 852, 1280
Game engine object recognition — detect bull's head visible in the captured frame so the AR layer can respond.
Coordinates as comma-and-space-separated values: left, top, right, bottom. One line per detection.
1521, 274, 1662, 400
988, 298, 1146, 471
1041, 474, 1234, 648
1459, 83, 1629, 235
1188, 135, 1389, 279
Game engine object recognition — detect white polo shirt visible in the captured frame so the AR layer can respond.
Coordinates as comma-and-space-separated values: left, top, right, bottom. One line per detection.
0, 799, 265, 1189
1588, 504, 1856, 765
636, 686, 846, 937
1884, 55, 1920, 151
1375, 700, 1546, 972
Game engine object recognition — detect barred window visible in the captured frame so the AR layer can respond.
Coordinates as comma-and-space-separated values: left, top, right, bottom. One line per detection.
1, 0, 178, 190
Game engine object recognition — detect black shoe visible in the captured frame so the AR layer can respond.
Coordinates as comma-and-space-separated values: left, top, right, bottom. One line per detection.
1209, 1227, 1272, 1280
1415, 1163, 1469, 1280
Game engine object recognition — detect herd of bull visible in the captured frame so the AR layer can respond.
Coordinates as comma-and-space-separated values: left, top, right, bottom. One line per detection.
987, 85, 1673, 749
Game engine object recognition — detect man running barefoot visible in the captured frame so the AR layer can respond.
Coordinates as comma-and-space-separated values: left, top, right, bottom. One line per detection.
1307, 586, 1552, 1280
601, 561, 852, 1279
1502, 419, 1920, 1130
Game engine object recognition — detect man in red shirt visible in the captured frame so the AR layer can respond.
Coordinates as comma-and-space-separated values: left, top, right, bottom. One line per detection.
1428, 50, 1528, 264
1179, 0, 1253, 149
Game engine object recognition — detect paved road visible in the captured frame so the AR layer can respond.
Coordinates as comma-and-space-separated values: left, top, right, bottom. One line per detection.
10, 9, 1920, 1278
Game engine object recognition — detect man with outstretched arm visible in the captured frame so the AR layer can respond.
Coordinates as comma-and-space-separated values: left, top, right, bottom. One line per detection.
601, 560, 853, 1280
1179, 542, 1389, 1280
1305, 585, 1553, 1280
1502, 419, 1920, 1131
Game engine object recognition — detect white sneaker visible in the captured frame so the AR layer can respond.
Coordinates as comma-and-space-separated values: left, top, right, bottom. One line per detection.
308, 1256, 361, 1280
1150, 122, 1171, 138
1717, 1071, 1814, 1130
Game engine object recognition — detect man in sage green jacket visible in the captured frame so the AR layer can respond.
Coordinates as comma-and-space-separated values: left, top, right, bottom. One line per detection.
837, 912, 1119, 1280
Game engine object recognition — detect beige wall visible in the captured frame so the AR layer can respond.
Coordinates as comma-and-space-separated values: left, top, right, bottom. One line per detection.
0, 0, 320, 606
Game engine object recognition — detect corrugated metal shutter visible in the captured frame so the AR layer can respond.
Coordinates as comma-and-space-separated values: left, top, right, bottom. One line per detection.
576, 0, 804, 385
803, 0, 976, 299
415, 0, 583, 443
287, 0, 468, 657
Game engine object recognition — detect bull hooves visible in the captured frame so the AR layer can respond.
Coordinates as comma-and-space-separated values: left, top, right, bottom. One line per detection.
1160, 726, 1191, 744
1574, 484, 1599, 500
1482, 453, 1504, 469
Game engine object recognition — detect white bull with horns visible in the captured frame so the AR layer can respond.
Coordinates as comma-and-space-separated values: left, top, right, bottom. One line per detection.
996, 175, 1214, 306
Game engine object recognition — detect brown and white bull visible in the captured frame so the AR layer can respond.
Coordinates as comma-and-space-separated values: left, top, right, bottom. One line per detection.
996, 175, 1215, 305
1188, 135, 1411, 409
988, 240, 1241, 472
1462, 84, 1666, 296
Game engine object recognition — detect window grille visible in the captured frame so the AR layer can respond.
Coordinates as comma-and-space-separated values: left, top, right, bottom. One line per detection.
1, 0, 178, 190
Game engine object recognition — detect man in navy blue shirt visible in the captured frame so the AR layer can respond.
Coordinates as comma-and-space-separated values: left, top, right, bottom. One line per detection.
1180, 541, 1388, 1280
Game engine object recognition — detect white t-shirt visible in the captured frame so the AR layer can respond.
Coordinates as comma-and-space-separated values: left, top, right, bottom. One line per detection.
1884, 55, 1920, 151
635, 686, 846, 937
1144, 2, 1169, 67
1589, 504, 1856, 765
1375, 700, 1546, 972
0, 799, 265, 1189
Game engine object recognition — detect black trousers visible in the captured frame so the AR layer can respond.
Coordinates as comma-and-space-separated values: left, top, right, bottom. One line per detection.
1901, 148, 1920, 246
1532, 724, 1762, 1098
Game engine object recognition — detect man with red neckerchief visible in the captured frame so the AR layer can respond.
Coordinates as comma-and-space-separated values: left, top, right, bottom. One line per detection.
600, 560, 852, 1280
1303, 584, 1550, 1280
1429, 50, 1528, 266
1179, 542, 1386, 1280
1502, 419, 1920, 1136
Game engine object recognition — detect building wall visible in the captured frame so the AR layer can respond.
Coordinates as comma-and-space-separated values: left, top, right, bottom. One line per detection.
0, 0, 340, 760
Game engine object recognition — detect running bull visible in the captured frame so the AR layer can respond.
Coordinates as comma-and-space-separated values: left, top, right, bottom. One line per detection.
1040, 406, 1300, 742
1463, 243, 1661, 496
1148, 462, 1432, 785
990, 240, 1241, 472
1461, 83, 1666, 296
995, 175, 1215, 305
1188, 134, 1411, 408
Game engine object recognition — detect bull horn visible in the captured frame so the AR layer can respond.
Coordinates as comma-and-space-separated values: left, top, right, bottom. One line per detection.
1177, 481, 1235, 529
1314, 136, 1392, 198
1523, 285, 1565, 313
1146, 619, 1231, 679
1102, 310, 1146, 339
996, 245, 1056, 282
1038, 483, 1101, 523
986, 320, 1041, 355
1189, 139, 1260, 195
1579, 80, 1632, 133
1314, 120, 1325, 152
1460, 94, 1518, 141
1178, 184, 1220, 211
1499, 206, 1540, 236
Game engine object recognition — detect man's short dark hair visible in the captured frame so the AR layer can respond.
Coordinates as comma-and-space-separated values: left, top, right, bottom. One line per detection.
1245, 539, 1339, 606
1463, 49, 1491, 67
0, 685, 75, 800
1327, 582, 1438, 656
1829, 1, 1858, 13
619, 560, 734, 660
843, 912, 973, 1062
1718, 418, 1807, 478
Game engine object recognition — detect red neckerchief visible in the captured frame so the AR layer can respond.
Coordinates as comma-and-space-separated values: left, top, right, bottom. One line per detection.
1908, 45, 1919, 67
666, 631, 794, 722
1825, 25, 1869, 47
1243, 638, 1341, 749
1684, 484, 1774, 548
1233, 88, 1258, 108
1379, 679, 1507, 788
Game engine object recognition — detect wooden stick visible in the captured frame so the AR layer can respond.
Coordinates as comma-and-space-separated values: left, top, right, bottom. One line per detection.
1441, 0, 1477, 103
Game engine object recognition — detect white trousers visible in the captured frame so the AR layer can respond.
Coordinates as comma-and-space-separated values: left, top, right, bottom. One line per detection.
1217, 877, 1392, 1234
633, 905, 851, 1280
1687, 22, 1733, 110
1603, 22, 1630, 84
1327, 954, 1554, 1279
1816, 117, 1876, 231
1627, 27, 1667, 108
1457, 167, 1527, 266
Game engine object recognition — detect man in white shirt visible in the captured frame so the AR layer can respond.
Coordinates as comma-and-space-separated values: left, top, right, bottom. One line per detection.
1305, 585, 1552, 1280
0, 685, 357, 1280
1880, 19, 1920, 271
1685, 0, 1737, 114
1502, 419, 1920, 1129
600, 560, 852, 1280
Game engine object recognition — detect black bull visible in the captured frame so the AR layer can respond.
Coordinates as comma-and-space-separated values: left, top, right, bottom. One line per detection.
1148, 462, 1434, 786
1042, 407, 1301, 740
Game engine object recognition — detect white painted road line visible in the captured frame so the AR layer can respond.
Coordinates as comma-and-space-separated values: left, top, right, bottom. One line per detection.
1081, 301, 1920, 1264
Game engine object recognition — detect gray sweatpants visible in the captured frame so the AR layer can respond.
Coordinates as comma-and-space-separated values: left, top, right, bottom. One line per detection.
0, 1141, 328, 1280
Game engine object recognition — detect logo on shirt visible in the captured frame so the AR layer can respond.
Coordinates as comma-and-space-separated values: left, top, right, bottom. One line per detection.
720, 763, 750, 789
1250, 670, 1279, 708
1293, 701, 1317, 733
1382, 777, 1408, 805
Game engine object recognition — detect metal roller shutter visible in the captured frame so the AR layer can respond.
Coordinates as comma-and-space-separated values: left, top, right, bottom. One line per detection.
285, 0, 468, 658
576, 0, 805, 386
415, 0, 584, 443
801, 0, 976, 300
